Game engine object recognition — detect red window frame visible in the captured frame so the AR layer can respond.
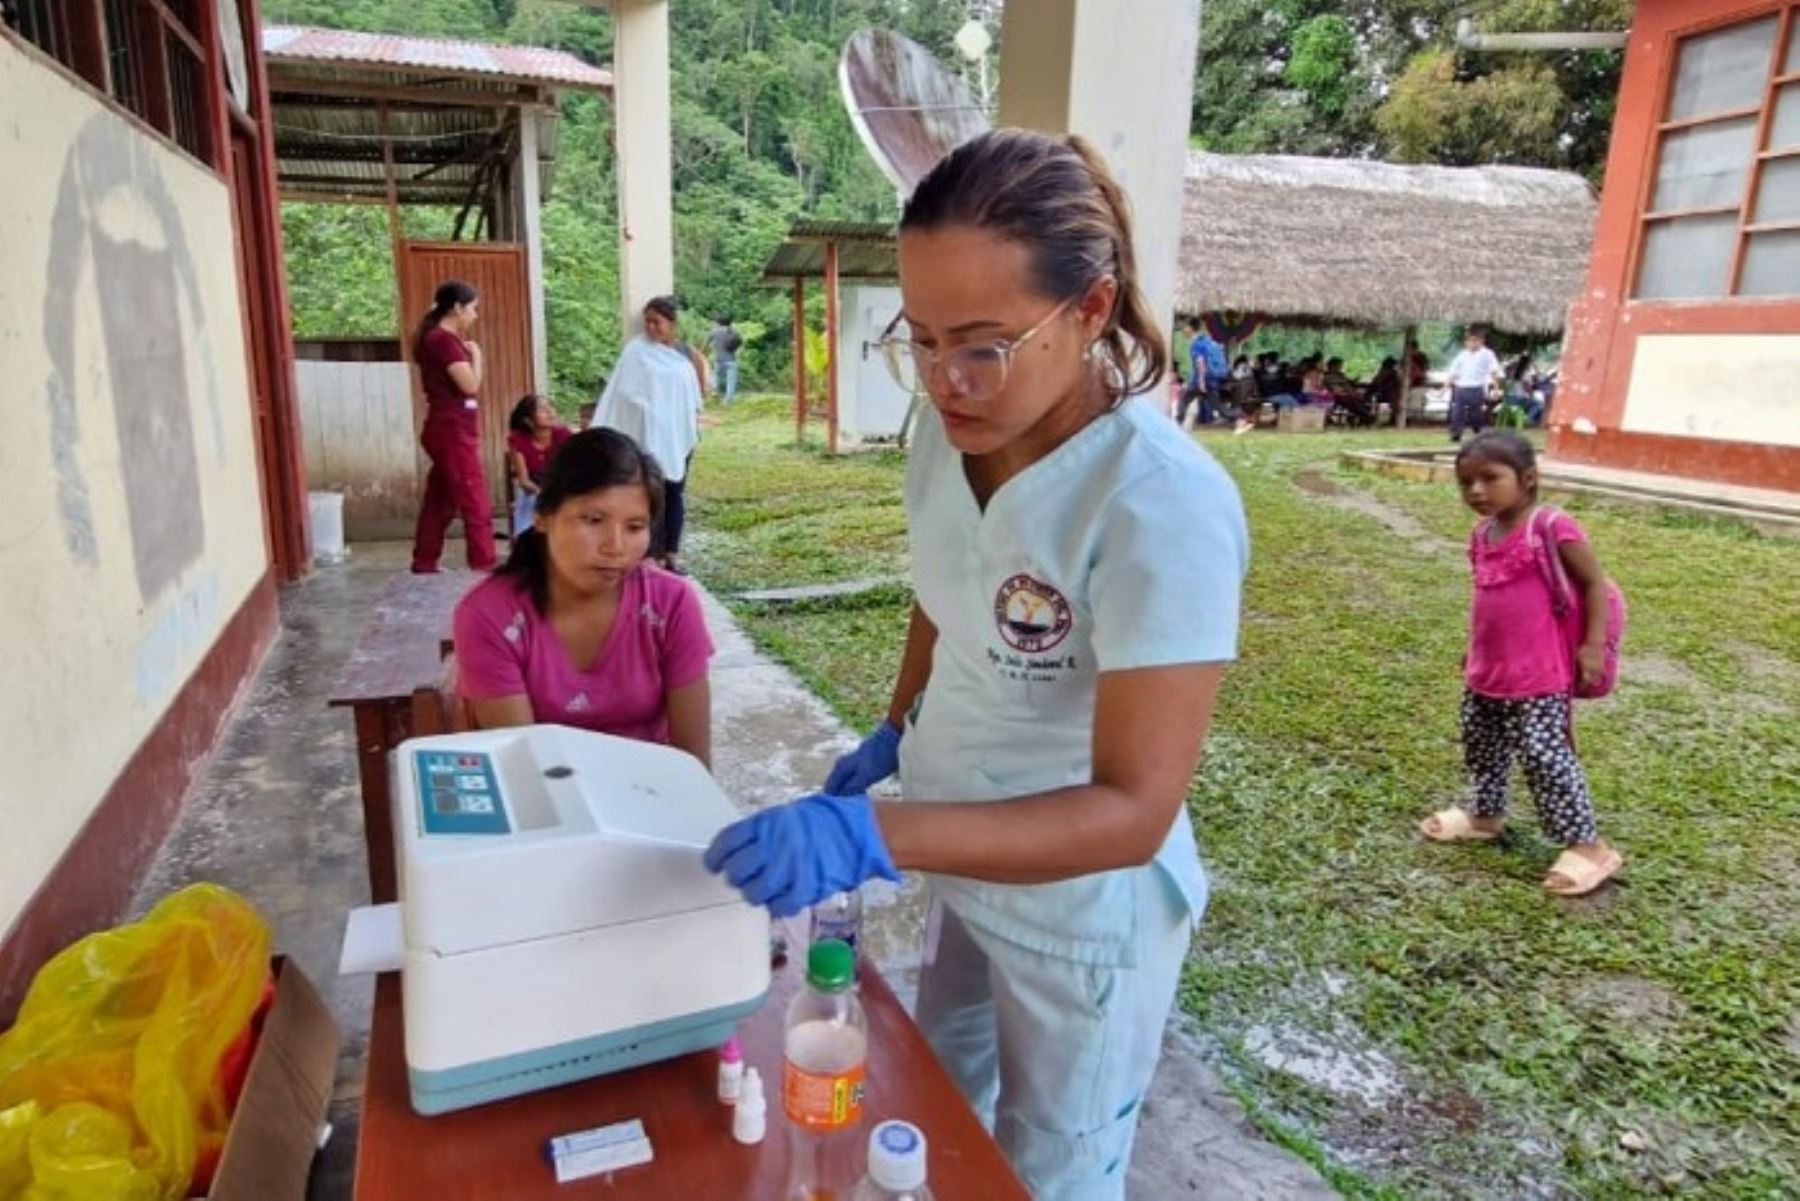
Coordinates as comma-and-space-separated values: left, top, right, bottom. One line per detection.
1632, 2, 1800, 299
2, 0, 216, 168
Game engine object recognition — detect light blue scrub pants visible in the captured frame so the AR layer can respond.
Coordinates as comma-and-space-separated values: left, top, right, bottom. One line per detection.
914, 870, 1196, 1201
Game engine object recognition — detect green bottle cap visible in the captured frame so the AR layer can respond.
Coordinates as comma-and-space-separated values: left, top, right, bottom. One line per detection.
806, 939, 855, 992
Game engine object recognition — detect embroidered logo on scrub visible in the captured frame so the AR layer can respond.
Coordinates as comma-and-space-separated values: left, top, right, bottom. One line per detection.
993, 573, 1074, 653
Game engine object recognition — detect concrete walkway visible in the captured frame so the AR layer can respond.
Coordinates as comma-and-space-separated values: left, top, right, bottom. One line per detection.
133, 540, 1334, 1200
1346, 446, 1800, 535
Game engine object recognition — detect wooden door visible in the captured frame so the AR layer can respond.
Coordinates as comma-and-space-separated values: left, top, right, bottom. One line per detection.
398, 242, 535, 509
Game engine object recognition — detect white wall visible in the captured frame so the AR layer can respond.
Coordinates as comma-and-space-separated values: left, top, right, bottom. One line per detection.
0, 41, 268, 932
1621, 334, 1800, 448
297, 360, 421, 539
836, 285, 913, 443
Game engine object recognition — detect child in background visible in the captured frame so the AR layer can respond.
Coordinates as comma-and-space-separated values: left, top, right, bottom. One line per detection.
1418, 432, 1623, 897
506, 394, 573, 536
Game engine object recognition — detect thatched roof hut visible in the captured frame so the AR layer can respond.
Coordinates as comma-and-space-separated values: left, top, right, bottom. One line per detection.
1175, 152, 1598, 334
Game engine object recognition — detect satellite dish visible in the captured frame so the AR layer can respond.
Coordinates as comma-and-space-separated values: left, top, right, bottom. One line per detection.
839, 29, 991, 197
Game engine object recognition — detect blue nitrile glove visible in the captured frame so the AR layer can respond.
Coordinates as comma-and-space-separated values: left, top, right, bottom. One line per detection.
824, 721, 902, 796
704, 793, 900, 918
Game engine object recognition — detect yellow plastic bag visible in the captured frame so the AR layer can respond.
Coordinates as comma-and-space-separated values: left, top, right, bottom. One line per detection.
0, 1101, 36, 1195
0, 885, 271, 1201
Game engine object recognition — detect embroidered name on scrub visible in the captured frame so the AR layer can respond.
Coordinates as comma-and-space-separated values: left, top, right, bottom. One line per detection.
991, 574, 1079, 682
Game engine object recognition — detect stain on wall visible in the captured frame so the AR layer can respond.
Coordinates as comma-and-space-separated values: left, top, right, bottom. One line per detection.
43, 115, 226, 605
1, 40, 268, 937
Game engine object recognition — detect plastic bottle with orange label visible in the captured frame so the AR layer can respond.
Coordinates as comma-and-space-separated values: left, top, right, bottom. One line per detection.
783, 939, 867, 1200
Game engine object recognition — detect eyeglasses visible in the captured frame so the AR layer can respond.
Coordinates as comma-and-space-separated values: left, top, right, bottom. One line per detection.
876, 300, 1072, 403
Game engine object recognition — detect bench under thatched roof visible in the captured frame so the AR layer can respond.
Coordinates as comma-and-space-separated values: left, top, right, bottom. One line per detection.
1176, 152, 1598, 334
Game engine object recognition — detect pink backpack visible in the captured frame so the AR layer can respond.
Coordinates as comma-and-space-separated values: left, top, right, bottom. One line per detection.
1525, 507, 1626, 699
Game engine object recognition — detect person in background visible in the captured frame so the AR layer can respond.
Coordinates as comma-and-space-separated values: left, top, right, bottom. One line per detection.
453, 428, 713, 764
1368, 356, 1403, 425
703, 128, 1247, 1201
1445, 326, 1502, 443
506, 394, 574, 537
1175, 348, 1210, 430
1261, 358, 1302, 411
1419, 432, 1622, 897
1299, 362, 1333, 406
591, 296, 704, 574
1229, 355, 1260, 435
1401, 348, 1433, 427
1185, 317, 1228, 427
707, 315, 743, 406
1252, 351, 1281, 392
1528, 365, 1557, 427
410, 279, 496, 574
1408, 348, 1430, 386
1323, 357, 1355, 395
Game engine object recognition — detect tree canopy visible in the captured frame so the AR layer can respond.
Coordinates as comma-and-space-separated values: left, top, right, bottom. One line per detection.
271, 0, 1629, 403
1192, 0, 1631, 177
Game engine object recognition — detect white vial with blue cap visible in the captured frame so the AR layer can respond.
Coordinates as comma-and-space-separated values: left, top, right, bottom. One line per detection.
851, 1120, 933, 1200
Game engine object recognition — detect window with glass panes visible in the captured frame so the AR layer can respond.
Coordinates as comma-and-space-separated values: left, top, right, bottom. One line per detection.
1635, 6, 1800, 300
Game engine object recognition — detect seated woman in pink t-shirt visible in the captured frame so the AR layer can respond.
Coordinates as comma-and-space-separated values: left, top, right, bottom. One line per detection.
452, 427, 714, 763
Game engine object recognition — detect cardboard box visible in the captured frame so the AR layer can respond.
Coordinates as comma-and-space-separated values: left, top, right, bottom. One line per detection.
201, 957, 340, 1201
1278, 405, 1328, 433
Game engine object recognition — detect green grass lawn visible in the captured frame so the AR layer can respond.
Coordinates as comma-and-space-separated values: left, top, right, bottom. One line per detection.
687, 396, 1800, 1199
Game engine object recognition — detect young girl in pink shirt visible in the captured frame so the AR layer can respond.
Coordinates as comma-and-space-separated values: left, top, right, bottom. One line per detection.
453, 427, 714, 763
1419, 432, 1623, 896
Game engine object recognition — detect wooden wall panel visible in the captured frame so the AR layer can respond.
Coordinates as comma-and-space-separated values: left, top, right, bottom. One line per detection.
295, 360, 425, 539
397, 242, 535, 511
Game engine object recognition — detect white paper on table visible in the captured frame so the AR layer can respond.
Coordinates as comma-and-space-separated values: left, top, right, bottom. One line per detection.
338, 903, 405, 975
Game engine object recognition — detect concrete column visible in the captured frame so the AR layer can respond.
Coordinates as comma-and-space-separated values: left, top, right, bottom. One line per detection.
610, 0, 675, 337
997, 0, 1202, 341
512, 106, 550, 392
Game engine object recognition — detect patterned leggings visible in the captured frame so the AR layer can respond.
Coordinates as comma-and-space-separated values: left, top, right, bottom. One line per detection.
1462, 690, 1598, 845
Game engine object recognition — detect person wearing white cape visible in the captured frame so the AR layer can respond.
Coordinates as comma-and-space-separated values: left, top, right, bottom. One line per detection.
590, 296, 704, 571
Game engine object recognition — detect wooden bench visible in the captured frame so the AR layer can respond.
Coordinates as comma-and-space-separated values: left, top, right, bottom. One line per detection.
328, 569, 479, 903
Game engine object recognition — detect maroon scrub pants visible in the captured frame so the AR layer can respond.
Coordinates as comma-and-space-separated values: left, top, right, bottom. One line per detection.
411, 416, 496, 572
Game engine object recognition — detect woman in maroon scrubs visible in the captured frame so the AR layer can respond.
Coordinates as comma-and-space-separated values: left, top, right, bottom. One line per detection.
410, 280, 497, 573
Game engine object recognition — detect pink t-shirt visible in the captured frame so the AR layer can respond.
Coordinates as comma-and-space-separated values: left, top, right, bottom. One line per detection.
507, 425, 573, 484
453, 566, 714, 743
1465, 508, 1584, 699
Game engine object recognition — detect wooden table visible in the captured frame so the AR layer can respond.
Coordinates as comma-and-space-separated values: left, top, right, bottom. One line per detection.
354, 956, 1028, 1200
328, 569, 478, 903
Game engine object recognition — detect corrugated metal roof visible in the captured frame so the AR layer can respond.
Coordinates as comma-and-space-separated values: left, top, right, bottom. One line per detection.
263, 25, 612, 92
271, 107, 566, 206
786, 220, 896, 243
760, 222, 898, 282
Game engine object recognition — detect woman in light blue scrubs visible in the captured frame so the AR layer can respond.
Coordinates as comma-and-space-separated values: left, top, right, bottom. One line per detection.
706, 129, 1248, 1200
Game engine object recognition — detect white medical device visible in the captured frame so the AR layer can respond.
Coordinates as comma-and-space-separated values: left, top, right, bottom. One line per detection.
389, 724, 769, 1114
